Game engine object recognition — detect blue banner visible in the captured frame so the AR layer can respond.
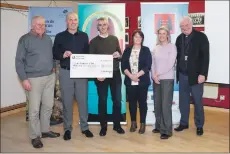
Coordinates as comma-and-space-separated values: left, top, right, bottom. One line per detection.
28, 7, 73, 41
141, 2, 188, 125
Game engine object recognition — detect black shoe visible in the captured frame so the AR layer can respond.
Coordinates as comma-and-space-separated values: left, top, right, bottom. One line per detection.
160, 134, 171, 139
31, 137, 43, 148
130, 121, 137, 132
82, 130, 94, 138
152, 128, 160, 133
99, 128, 107, 136
63, 130, 71, 140
174, 125, 189, 132
42, 131, 60, 138
196, 128, 203, 136
113, 126, 125, 134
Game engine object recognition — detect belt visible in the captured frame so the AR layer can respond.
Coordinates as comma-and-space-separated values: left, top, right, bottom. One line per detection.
61, 66, 70, 70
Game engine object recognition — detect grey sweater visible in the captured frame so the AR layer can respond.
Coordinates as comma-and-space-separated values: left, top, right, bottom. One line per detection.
15, 32, 54, 81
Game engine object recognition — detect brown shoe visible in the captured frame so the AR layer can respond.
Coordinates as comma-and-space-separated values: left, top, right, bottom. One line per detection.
130, 121, 137, 132
138, 123, 146, 134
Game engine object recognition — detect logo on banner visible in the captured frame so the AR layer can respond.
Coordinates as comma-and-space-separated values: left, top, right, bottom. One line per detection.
154, 14, 175, 34
58, 9, 69, 18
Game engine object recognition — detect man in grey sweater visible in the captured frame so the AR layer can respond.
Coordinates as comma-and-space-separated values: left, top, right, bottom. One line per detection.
15, 16, 60, 149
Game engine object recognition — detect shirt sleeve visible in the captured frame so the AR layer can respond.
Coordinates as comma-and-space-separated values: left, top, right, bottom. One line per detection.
158, 44, 177, 75
83, 34, 89, 54
50, 39, 56, 69
115, 37, 122, 61
89, 39, 96, 54
141, 47, 152, 74
15, 36, 27, 81
53, 34, 64, 60
115, 37, 121, 54
121, 48, 129, 73
151, 48, 157, 76
200, 34, 210, 77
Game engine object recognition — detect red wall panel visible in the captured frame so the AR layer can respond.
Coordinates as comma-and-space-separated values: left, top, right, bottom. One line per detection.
111, 0, 229, 109
203, 86, 230, 109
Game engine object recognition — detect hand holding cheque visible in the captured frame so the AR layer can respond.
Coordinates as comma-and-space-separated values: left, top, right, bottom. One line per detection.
70, 54, 114, 78
112, 51, 121, 59
97, 51, 121, 81
63, 51, 72, 58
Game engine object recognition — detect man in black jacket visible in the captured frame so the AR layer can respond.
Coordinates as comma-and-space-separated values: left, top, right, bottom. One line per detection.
53, 12, 93, 140
174, 16, 209, 136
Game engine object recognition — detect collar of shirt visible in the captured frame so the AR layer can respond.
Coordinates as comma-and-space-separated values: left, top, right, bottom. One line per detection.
185, 28, 195, 38
65, 29, 79, 36
99, 34, 109, 38
30, 29, 45, 38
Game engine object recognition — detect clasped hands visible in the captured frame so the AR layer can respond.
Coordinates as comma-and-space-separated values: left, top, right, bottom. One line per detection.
129, 73, 140, 82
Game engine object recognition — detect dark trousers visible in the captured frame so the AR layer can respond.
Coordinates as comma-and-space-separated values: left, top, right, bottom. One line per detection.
153, 79, 174, 136
95, 70, 122, 128
179, 73, 204, 128
127, 85, 148, 123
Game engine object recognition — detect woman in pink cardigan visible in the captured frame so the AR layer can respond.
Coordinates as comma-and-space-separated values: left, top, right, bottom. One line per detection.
151, 26, 177, 139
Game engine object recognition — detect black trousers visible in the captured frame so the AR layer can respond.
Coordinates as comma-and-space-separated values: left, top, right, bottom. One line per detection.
126, 85, 149, 123
95, 70, 122, 128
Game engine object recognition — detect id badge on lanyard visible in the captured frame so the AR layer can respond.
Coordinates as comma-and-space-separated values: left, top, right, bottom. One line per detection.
185, 56, 188, 61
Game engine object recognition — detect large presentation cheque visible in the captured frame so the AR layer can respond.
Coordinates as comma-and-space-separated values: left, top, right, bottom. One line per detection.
70, 54, 113, 78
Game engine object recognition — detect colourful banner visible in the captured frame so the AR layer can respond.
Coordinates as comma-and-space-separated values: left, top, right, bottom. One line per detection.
27, 7, 73, 125
141, 2, 189, 125
78, 3, 126, 124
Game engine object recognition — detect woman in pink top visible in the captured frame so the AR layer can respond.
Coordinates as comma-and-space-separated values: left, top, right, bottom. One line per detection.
151, 26, 177, 139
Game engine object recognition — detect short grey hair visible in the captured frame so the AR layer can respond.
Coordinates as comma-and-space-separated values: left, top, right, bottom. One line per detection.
66, 12, 78, 21
180, 16, 193, 25
156, 26, 171, 45
31, 15, 45, 26
97, 17, 109, 25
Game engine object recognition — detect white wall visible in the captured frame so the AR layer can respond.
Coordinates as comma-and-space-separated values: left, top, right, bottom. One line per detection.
1, 8, 29, 108
1, 1, 79, 108
205, 1, 229, 84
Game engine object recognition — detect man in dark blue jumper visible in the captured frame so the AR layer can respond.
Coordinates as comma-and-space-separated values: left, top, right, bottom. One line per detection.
53, 12, 93, 140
